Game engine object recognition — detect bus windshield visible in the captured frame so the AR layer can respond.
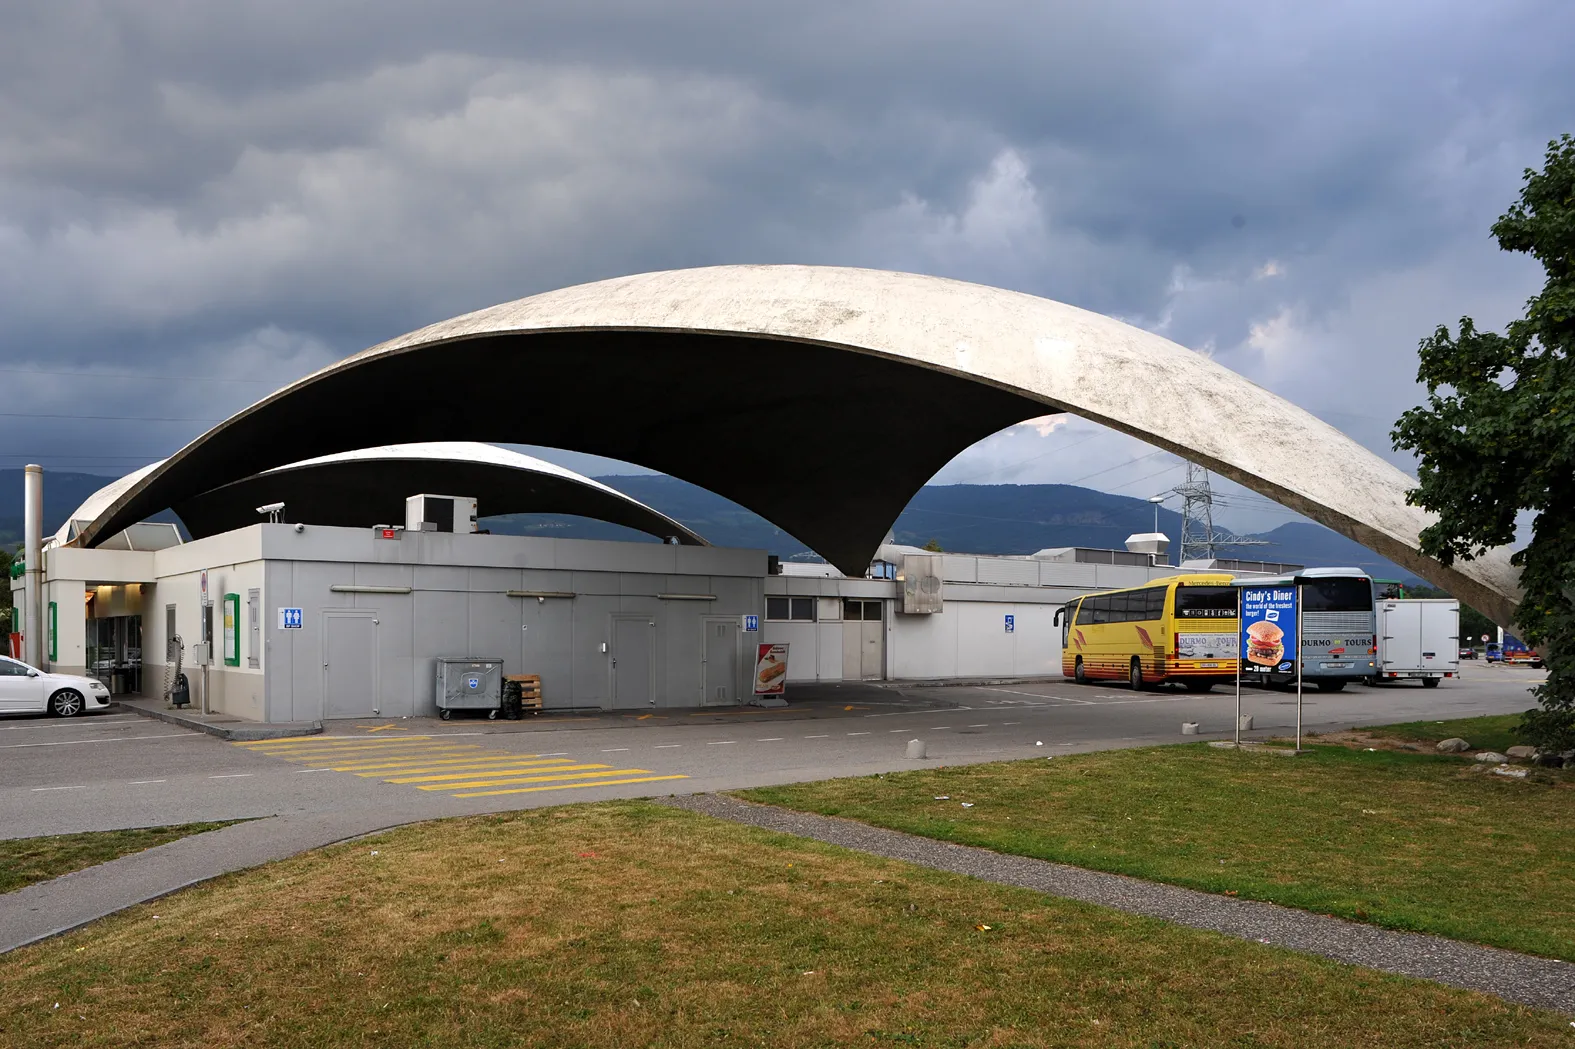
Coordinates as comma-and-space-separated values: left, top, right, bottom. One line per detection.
1300, 578, 1373, 612
1174, 586, 1237, 619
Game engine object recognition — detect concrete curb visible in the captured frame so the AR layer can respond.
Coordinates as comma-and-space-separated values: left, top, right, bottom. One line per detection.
660, 794, 1575, 1015
118, 701, 322, 741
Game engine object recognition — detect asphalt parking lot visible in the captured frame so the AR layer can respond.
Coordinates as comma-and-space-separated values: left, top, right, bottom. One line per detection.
0, 662, 1546, 839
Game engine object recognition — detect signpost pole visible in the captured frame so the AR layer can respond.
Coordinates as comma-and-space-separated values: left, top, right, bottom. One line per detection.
1295, 583, 1304, 753
1233, 586, 1242, 747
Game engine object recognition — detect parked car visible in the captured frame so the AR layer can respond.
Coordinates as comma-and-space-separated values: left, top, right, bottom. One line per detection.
1459, 646, 1478, 659
1485, 642, 1503, 663
0, 656, 112, 717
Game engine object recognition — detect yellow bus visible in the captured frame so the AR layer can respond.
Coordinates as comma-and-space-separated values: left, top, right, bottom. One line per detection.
1055, 573, 1239, 691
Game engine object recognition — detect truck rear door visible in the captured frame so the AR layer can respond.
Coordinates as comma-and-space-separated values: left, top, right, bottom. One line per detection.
1420, 602, 1459, 675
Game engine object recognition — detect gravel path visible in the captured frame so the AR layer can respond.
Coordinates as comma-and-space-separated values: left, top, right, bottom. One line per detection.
662, 794, 1575, 1015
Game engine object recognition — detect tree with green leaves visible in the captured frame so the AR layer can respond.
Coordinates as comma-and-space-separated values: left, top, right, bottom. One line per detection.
1393, 134, 1575, 752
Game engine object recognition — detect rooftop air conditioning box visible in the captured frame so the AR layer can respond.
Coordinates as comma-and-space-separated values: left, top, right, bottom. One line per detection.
405, 494, 479, 534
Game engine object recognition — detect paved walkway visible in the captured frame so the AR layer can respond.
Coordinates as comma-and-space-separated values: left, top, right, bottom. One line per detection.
0, 812, 401, 953
661, 794, 1575, 1015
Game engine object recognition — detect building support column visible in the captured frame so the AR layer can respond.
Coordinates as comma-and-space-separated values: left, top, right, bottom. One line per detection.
23, 465, 43, 668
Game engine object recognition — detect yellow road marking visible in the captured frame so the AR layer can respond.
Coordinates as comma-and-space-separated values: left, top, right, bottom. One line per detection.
332, 754, 546, 773
232, 735, 439, 748
362, 723, 408, 733
314, 749, 487, 769
415, 767, 638, 791
247, 741, 480, 758
359, 759, 578, 779
395, 763, 610, 786
453, 774, 688, 798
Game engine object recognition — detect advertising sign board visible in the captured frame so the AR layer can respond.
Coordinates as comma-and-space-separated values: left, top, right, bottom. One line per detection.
1240, 586, 1298, 678
753, 643, 789, 695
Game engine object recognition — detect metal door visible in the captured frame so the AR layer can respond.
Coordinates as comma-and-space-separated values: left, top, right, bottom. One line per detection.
166, 605, 177, 660
702, 618, 739, 705
841, 600, 884, 681
861, 605, 884, 680
611, 615, 655, 709
323, 613, 378, 719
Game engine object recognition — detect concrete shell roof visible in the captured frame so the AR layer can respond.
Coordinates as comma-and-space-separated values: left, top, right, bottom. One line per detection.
62, 443, 706, 546
73, 264, 1521, 625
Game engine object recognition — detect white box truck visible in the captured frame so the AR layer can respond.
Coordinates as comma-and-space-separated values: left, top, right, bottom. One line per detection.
1373, 598, 1459, 687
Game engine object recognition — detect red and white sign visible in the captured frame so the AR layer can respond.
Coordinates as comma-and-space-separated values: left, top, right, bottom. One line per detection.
380, 528, 398, 539
7, 633, 21, 659
200, 569, 208, 602
753, 643, 789, 695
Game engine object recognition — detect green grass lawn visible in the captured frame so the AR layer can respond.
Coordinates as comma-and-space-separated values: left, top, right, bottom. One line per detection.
741, 739, 1575, 960
2, 803, 1569, 1048
0, 823, 240, 894
1358, 713, 1527, 753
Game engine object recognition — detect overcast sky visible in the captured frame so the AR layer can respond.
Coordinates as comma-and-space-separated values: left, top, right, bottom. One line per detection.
2, 1, 1568, 534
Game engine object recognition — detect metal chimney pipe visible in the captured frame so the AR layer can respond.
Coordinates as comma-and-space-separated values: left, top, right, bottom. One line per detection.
23, 465, 43, 667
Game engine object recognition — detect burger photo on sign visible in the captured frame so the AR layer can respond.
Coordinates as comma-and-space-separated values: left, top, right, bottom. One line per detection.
1245, 620, 1285, 667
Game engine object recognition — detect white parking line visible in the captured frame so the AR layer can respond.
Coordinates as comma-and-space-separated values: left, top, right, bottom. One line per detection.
127, 779, 166, 785
654, 744, 682, 749
1002, 721, 1020, 725
209, 773, 253, 779
0, 714, 140, 731
1, 733, 195, 749
968, 724, 989, 728
539, 752, 569, 757
601, 748, 630, 753
32, 784, 87, 791
757, 737, 784, 742
888, 728, 910, 733
805, 734, 829, 739
706, 740, 736, 746
847, 731, 870, 736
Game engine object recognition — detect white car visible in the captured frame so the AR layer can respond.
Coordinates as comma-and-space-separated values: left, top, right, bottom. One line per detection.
0, 656, 113, 717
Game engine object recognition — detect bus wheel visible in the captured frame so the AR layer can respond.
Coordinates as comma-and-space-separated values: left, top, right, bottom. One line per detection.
1129, 657, 1144, 691
1183, 680, 1213, 693
1315, 680, 1346, 693
1074, 657, 1087, 684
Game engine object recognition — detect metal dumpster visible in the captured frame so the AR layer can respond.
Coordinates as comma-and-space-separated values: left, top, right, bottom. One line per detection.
435, 658, 504, 720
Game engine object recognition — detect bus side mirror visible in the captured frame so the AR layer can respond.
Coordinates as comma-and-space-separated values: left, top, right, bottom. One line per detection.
1053, 608, 1064, 627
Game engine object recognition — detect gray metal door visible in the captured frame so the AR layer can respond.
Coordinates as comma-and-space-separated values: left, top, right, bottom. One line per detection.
611, 615, 655, 709
702, 618, 739, 705
841, 599, 885, 681
247, 590, 261, 669
323, 613, 378, 719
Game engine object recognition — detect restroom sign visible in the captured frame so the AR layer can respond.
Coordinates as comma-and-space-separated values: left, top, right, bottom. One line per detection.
278, 607, 304, 629
1004, 614, 1015, 633
743, 614, 759, 632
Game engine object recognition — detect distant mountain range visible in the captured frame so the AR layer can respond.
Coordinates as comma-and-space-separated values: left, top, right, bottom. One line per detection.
0, 469, 1422, 582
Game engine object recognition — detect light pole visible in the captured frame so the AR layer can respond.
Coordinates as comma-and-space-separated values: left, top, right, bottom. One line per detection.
1148, 495, 1165, 535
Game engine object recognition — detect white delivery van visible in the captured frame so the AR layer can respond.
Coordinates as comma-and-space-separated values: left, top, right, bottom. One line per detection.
1373, 598, 1459, 688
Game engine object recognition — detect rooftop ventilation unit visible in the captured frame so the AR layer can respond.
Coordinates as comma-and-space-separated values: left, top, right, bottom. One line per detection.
405, 494, 478, 534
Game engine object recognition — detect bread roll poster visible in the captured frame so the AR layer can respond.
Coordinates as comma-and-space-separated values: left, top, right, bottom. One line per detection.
1239, 586, 1297, 675
754, 643, 790, 695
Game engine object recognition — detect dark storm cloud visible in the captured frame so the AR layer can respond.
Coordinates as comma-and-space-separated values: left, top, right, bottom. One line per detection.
1, 1, 1571, 527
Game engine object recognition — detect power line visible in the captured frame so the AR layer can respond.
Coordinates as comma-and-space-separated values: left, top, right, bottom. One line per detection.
0, 412, 223, 422
0, 366, 274, 384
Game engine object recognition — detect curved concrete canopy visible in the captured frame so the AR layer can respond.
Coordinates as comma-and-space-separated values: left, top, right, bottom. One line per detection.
74, 265, 1522, 626
174, 443, 707, 544
58, 444, 705, 546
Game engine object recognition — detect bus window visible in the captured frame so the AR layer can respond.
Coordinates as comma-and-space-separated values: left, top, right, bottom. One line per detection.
1143, 587, 1167, 621
1175, 586, 1237, 619
1300, 578, 1374, 612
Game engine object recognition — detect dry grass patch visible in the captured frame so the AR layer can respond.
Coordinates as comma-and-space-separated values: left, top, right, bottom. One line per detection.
0, 803, 1570, 1048
742, 742, 1575, 960
0, 822, 241, 894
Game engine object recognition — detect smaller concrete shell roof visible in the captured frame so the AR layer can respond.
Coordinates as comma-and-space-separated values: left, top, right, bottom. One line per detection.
58, 444, 705, 546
